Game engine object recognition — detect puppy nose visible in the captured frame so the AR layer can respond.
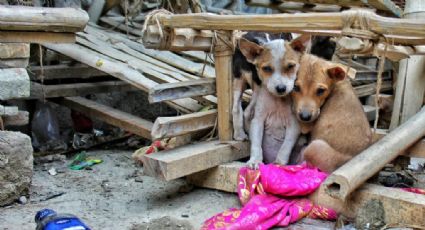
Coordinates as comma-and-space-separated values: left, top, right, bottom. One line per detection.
299, 111, 312, 121
275, 85, 286, 94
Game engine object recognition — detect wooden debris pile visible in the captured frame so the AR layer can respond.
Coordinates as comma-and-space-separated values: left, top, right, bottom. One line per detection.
0, 5, 89, 130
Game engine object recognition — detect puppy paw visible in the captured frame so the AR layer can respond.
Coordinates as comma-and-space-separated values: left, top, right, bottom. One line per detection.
234, 131, 248, 141
274, 157, 289, 166
247, 157, 262, 170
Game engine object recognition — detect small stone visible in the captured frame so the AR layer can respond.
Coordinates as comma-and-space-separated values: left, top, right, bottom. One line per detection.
134, 177, 143, 183
181, 214, 189, 218
48, 167, 57, 176
18, 196, 27, 204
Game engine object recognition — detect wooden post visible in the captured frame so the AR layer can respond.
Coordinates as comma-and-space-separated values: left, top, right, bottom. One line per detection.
389, 0, 425, 169
322, 107, 425, 201
390, 0, 425, 130
213, 31, 234, 141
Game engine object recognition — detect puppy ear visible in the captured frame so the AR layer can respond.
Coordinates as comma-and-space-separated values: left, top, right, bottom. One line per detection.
290, 34, 311, 53
327, 66, 346, 81
238, 38, 263, 63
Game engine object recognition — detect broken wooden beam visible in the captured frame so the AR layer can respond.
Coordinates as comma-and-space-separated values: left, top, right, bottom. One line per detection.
30, 81, 136, 99
28, 64, 107, 80
0, 43, 29, 59
151, 110, 217, 140
149, 78, 216, 103
55, 96, 153, 139
323, 107, 425, 201
141, 140, 249, 181
0, 68, 30, 100
0, 5, 89, 32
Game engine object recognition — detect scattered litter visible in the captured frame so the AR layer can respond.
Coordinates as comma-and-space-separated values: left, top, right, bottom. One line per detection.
69, 151, 102, 170
48, 167, 57, 176
35, 209, 91, 230
35, 192, 66, 203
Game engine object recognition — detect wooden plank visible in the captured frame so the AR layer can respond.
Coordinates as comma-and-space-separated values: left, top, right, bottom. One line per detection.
214, 31, 233, 141
354, 81, 392, 97
28, 64, 108, 80
42, 43, 202, 113
187, 161, 244, 193
0, 5, 89, 32
323, 107, 425, 201
151, 110, 217, 140
0, 43, 29, 59
55, 96, 153, 139
312, 183, 425, 226
0, 32, 76, 43
141, 140, 249, 181
149, 78, 216, 103
30, 81, 136, 99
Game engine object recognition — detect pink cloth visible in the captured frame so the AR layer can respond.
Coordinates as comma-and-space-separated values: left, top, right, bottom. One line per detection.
202, 163, 337, 230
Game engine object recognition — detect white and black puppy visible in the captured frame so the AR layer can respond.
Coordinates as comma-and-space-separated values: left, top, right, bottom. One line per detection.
232, 32, 292, 141
238, 34, 311, 168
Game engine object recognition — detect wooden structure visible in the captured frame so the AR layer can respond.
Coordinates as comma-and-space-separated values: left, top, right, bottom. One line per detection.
136, 5, 425, 227
0, 6, 89, 129
0, 5, 89, 43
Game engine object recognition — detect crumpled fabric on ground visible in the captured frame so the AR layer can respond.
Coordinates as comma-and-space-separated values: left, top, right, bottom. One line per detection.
202, 163, 337, 230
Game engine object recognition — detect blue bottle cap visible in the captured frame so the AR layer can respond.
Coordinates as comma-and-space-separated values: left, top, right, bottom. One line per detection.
35, 209, 56, 223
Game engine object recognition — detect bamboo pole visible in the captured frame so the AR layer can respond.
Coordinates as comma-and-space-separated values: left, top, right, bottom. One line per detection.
214, 31, 234, 141
151, 10, 425, 39
0, 6, 89, 32
322, 106, 425, 201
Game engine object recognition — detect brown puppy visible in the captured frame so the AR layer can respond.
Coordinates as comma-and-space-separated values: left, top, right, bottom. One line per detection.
291, 54, 372, 173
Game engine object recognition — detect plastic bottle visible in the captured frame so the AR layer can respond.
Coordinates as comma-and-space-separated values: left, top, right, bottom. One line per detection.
35, 209, 91, 230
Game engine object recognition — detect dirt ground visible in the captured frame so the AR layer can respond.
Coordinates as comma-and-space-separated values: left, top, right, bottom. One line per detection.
0, 150, 240, 230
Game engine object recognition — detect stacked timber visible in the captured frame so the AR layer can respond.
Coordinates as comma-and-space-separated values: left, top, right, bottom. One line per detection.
0, 5, 89, 129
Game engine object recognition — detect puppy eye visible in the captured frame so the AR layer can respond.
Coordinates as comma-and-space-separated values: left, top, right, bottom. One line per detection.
286, 63, 296, 70
293, 84, 300, 93
262, 66, 273, 73
316, 88, 326, 96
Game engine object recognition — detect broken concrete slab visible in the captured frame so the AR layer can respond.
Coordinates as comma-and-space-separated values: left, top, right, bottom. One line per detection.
0, 68, 30, 100
0, 131, 33, 206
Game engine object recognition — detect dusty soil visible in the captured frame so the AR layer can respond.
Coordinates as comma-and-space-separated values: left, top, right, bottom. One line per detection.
0, 150, 240, 229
